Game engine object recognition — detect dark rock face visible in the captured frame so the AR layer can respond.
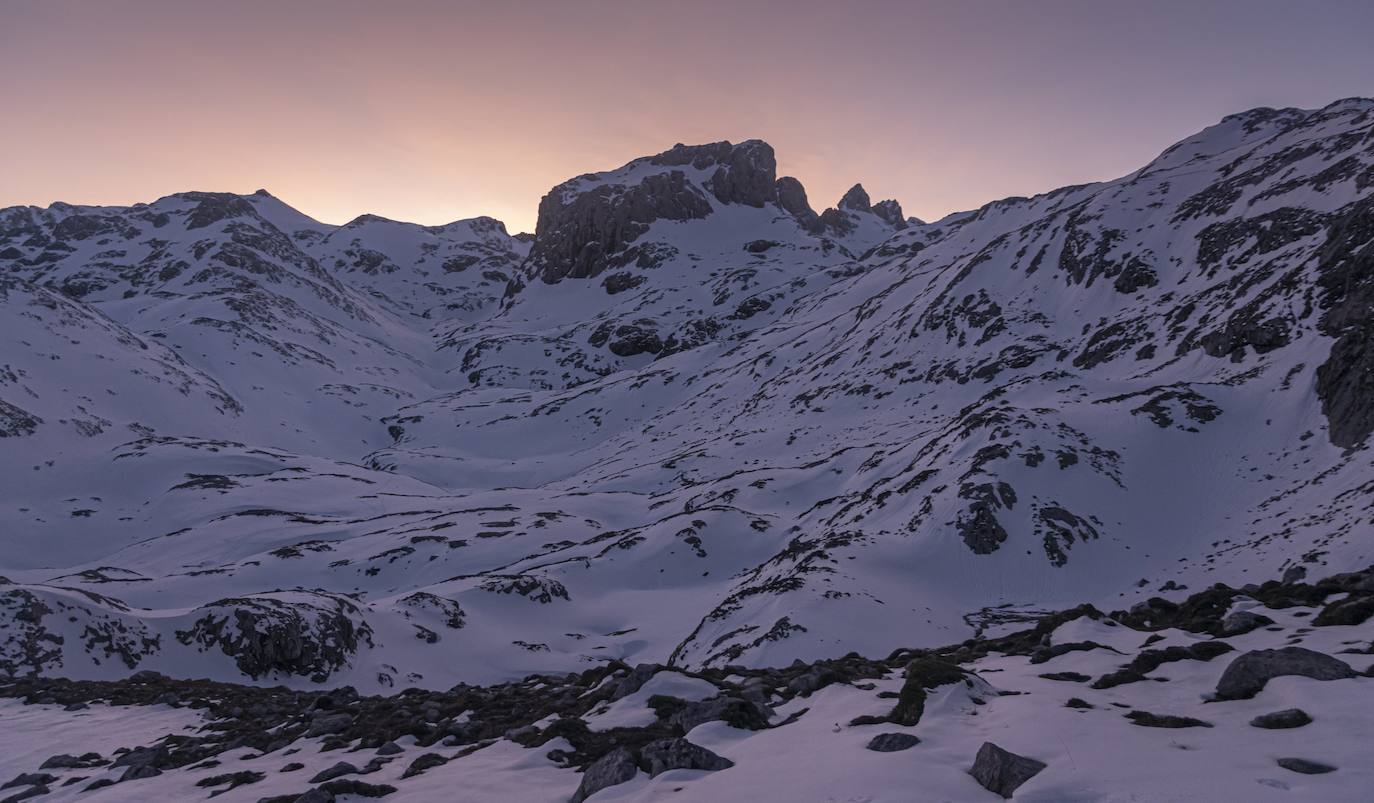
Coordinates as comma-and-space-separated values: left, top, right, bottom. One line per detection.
0, 399, 42, 438
968, 742, 1047, 798
1214, 647, 1357, 700
1250, 708, 1313, 729
775, 177, 819, 231
1276, 757, 1337, 775
174, 595, 372, 683
569, 746, 637, 803
639, 738, 733, 776
1313, 593, 1374, 626
838, 184, 872, 212
888, 656, 967, 726
865, 733, 920, 752
872, 199, 909, 230
529, 141, 777, 284
1314, 195, 1374, 447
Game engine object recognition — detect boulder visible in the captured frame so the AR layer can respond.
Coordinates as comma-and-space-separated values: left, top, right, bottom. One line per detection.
865, 733, 920, 752
610, 663, 663, 701
668, 695, 770, 732
1276, 757, 1337, 775
1214, 647, 1356, 699
2, 774, 56, 791
1250, 708, 1313, 729
570, 747, 637, 803
639, 738, 733, 776
1220, 610, 1275, 636
308, 762, 357, 784
968, 742, 1047, 798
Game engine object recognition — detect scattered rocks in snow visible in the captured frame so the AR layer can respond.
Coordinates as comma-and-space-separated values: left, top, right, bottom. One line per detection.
1214, 647, 1357, 699
968, 741, 1047, 798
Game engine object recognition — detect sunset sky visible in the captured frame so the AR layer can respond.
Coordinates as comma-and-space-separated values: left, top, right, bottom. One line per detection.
5, 0, 1373, 233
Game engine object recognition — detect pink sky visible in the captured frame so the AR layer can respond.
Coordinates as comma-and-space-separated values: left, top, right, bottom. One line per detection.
4, 0, 1372, 233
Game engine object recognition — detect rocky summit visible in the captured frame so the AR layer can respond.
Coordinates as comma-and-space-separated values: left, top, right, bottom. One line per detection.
2, 98, 1374, 801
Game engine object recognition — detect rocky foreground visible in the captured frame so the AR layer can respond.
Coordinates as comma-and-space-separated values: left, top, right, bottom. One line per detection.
2, 564, 1372, 802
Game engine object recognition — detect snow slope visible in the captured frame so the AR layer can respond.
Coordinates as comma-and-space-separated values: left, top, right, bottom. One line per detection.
2, 100, 1373, 694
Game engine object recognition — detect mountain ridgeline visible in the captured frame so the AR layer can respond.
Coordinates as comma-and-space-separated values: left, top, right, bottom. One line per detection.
1, 99, 1373, 692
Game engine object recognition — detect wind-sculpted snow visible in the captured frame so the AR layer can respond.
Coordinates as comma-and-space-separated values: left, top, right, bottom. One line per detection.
2, 99, 1373, 693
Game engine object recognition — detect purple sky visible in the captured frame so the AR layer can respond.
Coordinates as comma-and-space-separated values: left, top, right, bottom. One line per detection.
4, 0, 1373, 232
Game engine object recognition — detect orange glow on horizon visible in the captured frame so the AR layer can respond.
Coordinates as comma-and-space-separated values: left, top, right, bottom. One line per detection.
4, 0, 1372, 233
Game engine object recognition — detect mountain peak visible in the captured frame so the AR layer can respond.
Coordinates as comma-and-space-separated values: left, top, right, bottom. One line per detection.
838, 183, 871, 212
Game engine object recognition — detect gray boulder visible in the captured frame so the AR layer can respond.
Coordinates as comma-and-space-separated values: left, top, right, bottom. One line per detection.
640, 738, 733, 776
1220, 610, 1274, 636
308, 762, 358, 784
610, 663, 663, 700
669, 695, 770, 732
570, 747, 637, 803
866, 733, 920, 752
1215, 647, 1356, 699
968, 742, 1047, 798
306, 712, 353, 737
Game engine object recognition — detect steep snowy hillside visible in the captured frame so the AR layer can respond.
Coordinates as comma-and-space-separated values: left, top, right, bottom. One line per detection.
1, 99, 1372, 700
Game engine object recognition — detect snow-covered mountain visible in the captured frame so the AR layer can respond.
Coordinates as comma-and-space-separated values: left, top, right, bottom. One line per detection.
2, 99, 1372, 698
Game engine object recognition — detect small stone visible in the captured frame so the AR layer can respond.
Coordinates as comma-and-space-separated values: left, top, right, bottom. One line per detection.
375, 742, 404, 756
1250, 709, 1313, 729
1125, 710, 1212, 728
865, 733, 920, 752
1277, 757, 1336, 774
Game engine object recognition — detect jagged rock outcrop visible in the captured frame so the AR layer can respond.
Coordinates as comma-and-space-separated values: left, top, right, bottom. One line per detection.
775, 176, 820, 231
527, 140, 778, 283
173, 594, 372, 684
